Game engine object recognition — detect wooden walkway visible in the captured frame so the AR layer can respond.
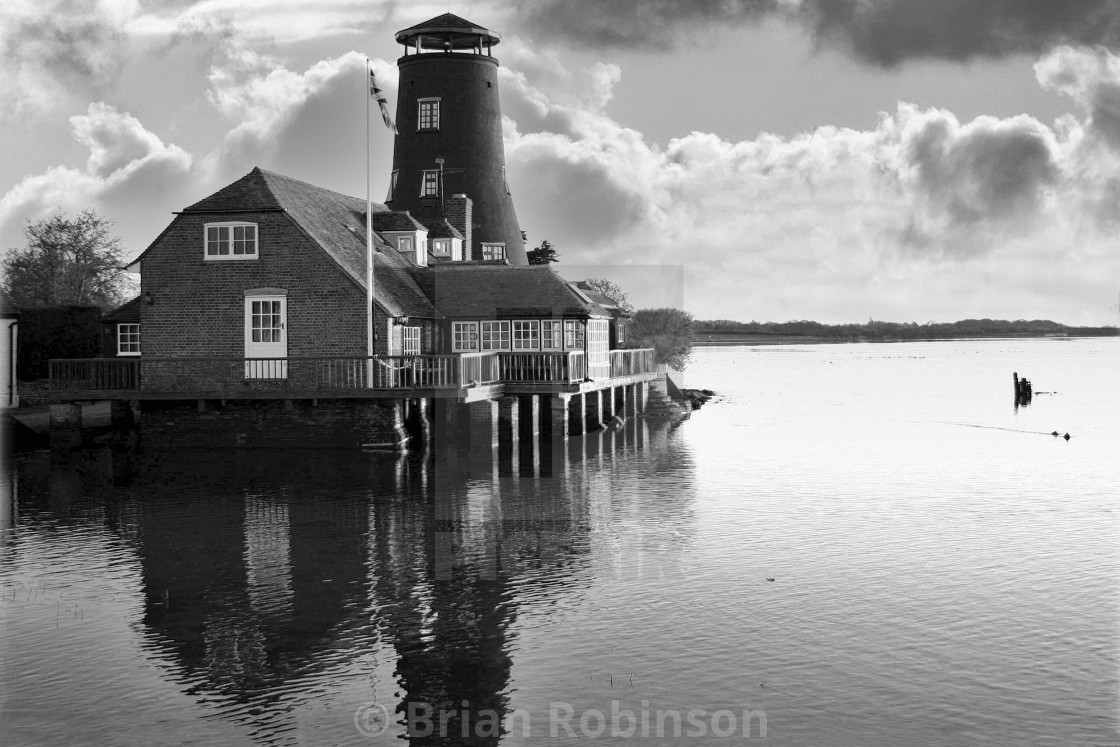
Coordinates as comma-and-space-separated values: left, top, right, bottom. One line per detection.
48, 350, 657, 402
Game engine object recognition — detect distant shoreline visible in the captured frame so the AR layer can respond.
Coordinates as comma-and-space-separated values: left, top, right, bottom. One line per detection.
695, 332, 1119, 346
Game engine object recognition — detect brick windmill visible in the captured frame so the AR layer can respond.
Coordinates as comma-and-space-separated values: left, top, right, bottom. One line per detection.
386, 14, 526, 265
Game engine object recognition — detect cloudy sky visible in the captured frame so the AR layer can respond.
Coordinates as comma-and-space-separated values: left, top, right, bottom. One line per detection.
2, 0, 1120, 324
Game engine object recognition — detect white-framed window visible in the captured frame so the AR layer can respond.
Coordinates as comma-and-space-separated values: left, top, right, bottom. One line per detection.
564, 320, 585, 350
541, 320, 563, 350
401, 326, 421, 355
481, 242, 505, 261
398, 236, 413, 254
418, 98, 440, 131
117, 323, 140, 356
421, 170, 439, 197
452, 322, 478, 352
480, 320, 510, 351
587, 318, 610, 368
205, 222, 257, 260
432, 239, 449, 255
512, 320, 539, 350
250, 299, 284, 343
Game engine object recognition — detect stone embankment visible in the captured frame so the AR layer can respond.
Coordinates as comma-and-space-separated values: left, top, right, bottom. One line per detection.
641, 388, 716, 420
681, 388, 715, 410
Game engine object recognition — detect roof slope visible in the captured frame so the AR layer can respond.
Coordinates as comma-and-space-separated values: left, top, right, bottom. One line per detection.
187, 168, 435, 317
103, 296, 142, 322
417, 265, 608, 318
573, 280, 631, 316
369, 212, 426, 232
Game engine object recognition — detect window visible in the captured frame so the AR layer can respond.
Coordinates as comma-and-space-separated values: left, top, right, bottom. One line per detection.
418, 98, 440, 131
480, 321, 510, 351
587, 319, 610, 368
398, 236, 413, 254
250, 300, 283, 342
117, 323, 140, 356
401, 326, 421, 355
432, 239, 449, 255
502, 166, 510, 195
512, 320, 539, 350
421, 171, 439, 197
564, 320, 585, 350
205, 222, 257, 260
481, 243, 505, 261
452, 322, 478, 352
541, 320, 563, 350
386, 170, 399, 201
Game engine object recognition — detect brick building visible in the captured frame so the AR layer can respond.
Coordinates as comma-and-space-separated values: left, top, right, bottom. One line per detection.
125, 167, 614, 384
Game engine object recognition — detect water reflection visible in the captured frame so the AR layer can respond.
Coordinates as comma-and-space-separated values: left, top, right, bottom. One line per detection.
6, 416, 690, 745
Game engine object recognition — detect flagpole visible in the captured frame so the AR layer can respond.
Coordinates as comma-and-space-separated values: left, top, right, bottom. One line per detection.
366, 58, 375, 388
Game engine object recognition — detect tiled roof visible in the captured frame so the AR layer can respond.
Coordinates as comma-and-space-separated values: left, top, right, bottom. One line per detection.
182, 172, 285, 213
416, 265, 608, 319
252, 169, 435, 317
425, 218, 463, 240
573, 281, 631, 315
395, 13, 499, 47
103, 296, 142, 322
370, 211, 426, 232
399, 13, 487, 33
177, 168, 434, 318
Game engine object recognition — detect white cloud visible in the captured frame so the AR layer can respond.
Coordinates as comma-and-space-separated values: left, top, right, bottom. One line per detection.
1036, 45, 1120, 151
0, 103, 192, 253
0, 21, 399, 257
2, 4, 1117, 324
0, 0, 138, 119
502, 45, 1119, 323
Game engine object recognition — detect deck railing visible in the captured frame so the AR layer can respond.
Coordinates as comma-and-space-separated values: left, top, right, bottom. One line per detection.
499, 351, 586, 383
50, 358, 142, 392
48, 348, 655, 394
610, 348, 657, 378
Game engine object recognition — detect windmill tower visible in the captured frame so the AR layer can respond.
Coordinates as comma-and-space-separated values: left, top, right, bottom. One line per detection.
387, 14, 526, 265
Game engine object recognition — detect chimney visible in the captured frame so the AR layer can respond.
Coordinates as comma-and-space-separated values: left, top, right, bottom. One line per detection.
446, 194, 473, 259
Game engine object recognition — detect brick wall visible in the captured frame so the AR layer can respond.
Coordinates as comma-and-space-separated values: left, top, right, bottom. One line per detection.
140, 211, 369, 362
445, 195, 473, 259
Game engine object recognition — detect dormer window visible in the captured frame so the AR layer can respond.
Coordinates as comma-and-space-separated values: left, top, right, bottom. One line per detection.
481, 242, 505, 261
418, 98, 440, 131
205, 222, 257, 260
421, 171, 439, 197
398, 236, 413, 254
432, 239, 450, 255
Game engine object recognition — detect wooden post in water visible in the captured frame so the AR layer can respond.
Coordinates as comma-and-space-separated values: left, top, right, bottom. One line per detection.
1013, 372, 1033, 406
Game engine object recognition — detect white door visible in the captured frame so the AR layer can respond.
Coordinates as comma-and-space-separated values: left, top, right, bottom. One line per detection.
245, 295, 287, 379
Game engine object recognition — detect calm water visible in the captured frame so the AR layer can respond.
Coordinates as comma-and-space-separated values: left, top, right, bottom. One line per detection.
2, 338, 1118, 745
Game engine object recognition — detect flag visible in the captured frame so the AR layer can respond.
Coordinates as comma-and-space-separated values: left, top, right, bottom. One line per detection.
369, 64, 397, 134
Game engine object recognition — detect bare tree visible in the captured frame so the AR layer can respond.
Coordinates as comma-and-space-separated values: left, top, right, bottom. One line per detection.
2, 209, 128, 307
583, 277, 633, 311
630, 307, 694, 371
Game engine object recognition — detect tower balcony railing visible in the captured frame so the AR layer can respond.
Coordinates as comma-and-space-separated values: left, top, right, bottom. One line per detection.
48, 349, 655, 396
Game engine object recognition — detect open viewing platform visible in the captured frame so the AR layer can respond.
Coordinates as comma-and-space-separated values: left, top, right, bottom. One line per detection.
47, 349, 658, 403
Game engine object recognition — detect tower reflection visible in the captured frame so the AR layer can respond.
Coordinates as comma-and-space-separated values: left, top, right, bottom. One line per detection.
33, 416, 687, 744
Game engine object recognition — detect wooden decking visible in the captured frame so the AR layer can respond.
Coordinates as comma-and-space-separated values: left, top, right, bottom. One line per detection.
48, 349, 657, 402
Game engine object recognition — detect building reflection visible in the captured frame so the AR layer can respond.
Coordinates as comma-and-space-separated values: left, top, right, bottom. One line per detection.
16, 415, 692, 744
